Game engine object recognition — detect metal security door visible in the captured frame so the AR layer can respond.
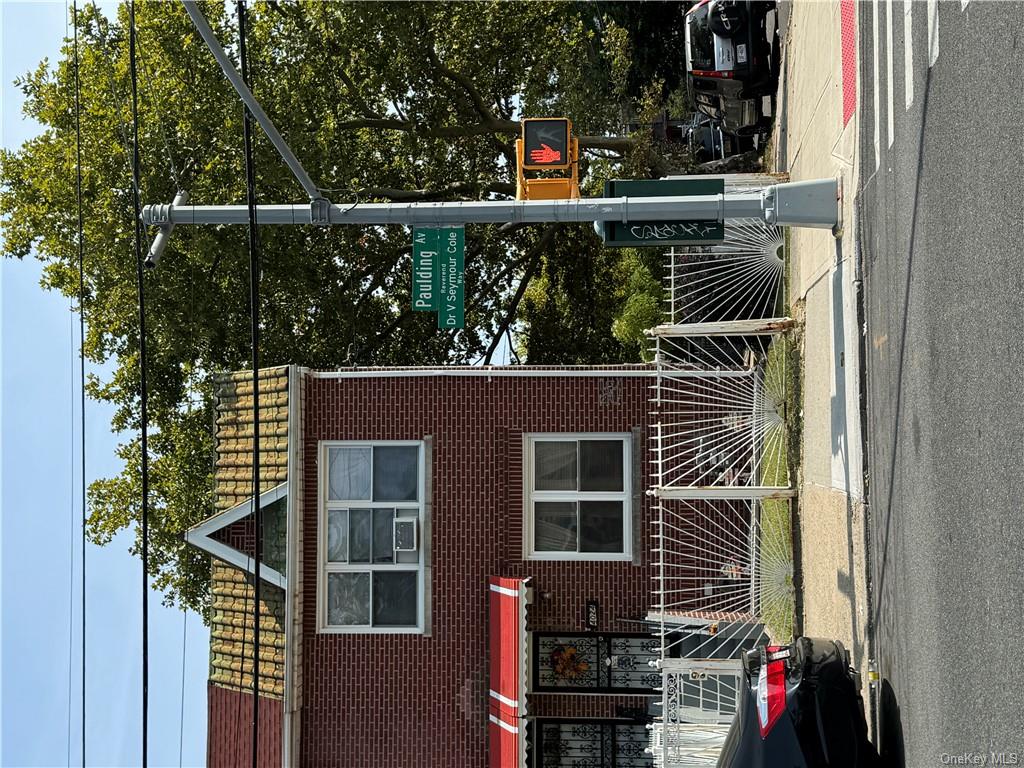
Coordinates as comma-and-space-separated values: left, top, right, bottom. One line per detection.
534, 634, 660, 692
537, 721, 652, 768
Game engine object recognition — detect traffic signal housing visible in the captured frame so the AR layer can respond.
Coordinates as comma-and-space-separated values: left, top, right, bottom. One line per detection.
516, 118, 579, 200
521, 118, 571, 170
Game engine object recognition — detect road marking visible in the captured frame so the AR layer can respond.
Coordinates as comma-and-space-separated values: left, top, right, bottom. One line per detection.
841, 0, 857, 125
961, 0, 970, 9
873, 0, 880, 169
873, 334, 889, 349
887, 0, 895, 146
927, 0, 939, 67
904, 0, 914, 109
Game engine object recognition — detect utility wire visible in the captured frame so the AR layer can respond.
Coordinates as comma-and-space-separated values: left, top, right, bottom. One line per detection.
127, 3, 150, 766
72, 2, 87, 764
63, 0, 72, 757
67, 297, 75, 768
178, 609, 187, 768
65, 22, 73, 766
237, 4, 262, 766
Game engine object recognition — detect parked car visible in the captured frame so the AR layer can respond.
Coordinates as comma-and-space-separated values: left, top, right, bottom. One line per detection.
685, 0, 778, 133
717, 637, 881, 767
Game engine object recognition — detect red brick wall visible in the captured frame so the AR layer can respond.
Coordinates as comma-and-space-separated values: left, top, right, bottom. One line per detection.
207, 683, 282, 768
298, 372, 658, 768
213, 515, 254, 554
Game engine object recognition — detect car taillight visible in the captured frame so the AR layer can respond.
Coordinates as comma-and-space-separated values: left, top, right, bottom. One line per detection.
691, 69, 734, 79
756, 645, 787, 738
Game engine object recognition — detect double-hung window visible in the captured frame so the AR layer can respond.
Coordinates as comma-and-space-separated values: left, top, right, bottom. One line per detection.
319, 441, 425, 633
524, 434, 632, 561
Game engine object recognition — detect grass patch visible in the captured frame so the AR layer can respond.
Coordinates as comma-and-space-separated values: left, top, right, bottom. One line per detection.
758, 248, 801, 641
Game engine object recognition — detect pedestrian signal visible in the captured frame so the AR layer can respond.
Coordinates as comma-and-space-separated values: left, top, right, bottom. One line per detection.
522, 118, 571, 170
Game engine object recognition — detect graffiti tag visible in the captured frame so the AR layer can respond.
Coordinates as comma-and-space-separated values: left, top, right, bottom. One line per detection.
627, 222, 719, 240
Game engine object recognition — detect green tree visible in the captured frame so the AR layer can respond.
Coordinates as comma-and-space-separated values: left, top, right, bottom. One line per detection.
1, 1, 679, 616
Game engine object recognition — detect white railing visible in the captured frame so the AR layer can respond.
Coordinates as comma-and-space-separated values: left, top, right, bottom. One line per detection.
647, 212, 796, 766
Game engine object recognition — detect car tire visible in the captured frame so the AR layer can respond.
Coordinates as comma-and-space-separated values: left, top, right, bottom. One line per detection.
708, 0, 746, 39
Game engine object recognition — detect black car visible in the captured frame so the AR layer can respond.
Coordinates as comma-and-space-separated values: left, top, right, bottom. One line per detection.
717, 638, 881, 767
685, 0, 778, 132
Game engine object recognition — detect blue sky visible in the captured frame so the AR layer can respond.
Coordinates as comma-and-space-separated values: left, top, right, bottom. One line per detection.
1, 2, 209, 766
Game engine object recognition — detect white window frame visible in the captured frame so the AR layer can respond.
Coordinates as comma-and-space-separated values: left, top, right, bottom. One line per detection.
317, 440, 425, 634
523, 433, 633, 562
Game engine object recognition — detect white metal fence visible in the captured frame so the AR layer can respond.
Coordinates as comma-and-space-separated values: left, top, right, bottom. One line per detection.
645, 202, 796, 765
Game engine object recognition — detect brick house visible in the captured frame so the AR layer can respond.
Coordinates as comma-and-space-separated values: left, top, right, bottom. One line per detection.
188, 364, 672, 768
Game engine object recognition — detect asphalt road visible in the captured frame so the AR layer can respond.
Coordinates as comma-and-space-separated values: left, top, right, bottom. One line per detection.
857, 1, 1024, 765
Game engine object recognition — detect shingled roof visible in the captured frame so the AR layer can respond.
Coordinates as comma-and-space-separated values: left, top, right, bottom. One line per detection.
207, 366, 290, 699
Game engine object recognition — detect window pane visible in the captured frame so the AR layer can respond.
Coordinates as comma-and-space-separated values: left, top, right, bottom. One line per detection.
372, 446, 419, 501
534, 502, 578, 552
327, 509, 347, 563
349, 509, 371, 563
372, 571, 418, 626
535, 441, 577, 491
327, 572, 369, 626
580, 440, 624, 492
373, 508, 394, 563
580, 501, 625, 553
328, 447, 371, 500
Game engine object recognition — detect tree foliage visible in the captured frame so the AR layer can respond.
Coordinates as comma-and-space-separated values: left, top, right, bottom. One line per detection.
1, 0, 679, 617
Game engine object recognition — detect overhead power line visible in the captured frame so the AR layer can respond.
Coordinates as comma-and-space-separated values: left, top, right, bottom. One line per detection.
236, 4, 263, 767
72, 2, 87, 765
127, 3, 150, 766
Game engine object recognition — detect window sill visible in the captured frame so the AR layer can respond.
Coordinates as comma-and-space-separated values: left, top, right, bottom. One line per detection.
524, 552, 633, 562
316, 625, 425, 635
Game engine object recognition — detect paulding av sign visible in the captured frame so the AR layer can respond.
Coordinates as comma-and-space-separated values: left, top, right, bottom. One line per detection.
412, 227, 440, 311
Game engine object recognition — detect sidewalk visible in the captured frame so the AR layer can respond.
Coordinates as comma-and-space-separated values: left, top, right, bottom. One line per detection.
773, 0, 874, 720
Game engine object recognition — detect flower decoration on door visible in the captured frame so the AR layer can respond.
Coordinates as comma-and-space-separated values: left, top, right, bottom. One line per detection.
549, 645, 590, 681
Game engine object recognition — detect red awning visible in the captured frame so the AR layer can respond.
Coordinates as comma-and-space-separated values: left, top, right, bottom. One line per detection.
488, 576, 531, 768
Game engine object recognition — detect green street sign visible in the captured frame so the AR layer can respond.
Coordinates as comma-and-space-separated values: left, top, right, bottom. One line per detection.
436, 226, 465, 329
601, 178, 725, 247
412, 227, 440, 311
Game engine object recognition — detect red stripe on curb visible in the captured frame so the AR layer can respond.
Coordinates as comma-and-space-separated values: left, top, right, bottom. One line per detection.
841, 0, 857, 126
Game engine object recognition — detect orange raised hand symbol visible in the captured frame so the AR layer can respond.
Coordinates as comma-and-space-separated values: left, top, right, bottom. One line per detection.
529, 143, 562, 164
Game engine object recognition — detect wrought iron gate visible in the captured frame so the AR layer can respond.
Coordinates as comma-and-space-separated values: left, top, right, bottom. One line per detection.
535, 720, 652, 768
661, 658, 742, 724
644, 196, 797, 766
533, 633, 660, 692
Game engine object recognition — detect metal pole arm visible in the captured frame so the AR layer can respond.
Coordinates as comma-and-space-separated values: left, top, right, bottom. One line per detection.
143, 179, 839, 229
144, 193, 759, 226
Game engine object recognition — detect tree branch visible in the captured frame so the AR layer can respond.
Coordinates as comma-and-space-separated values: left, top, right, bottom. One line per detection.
333, 118, 637, 151
578, 135, 637, 152
335, 67, 385, 121
358, 307, 414, 363
425, 45, 501, 128
583, 148, 625, 161
360, 180, 515, 201
483, 225, 557, 364
335, 117, 415, 131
